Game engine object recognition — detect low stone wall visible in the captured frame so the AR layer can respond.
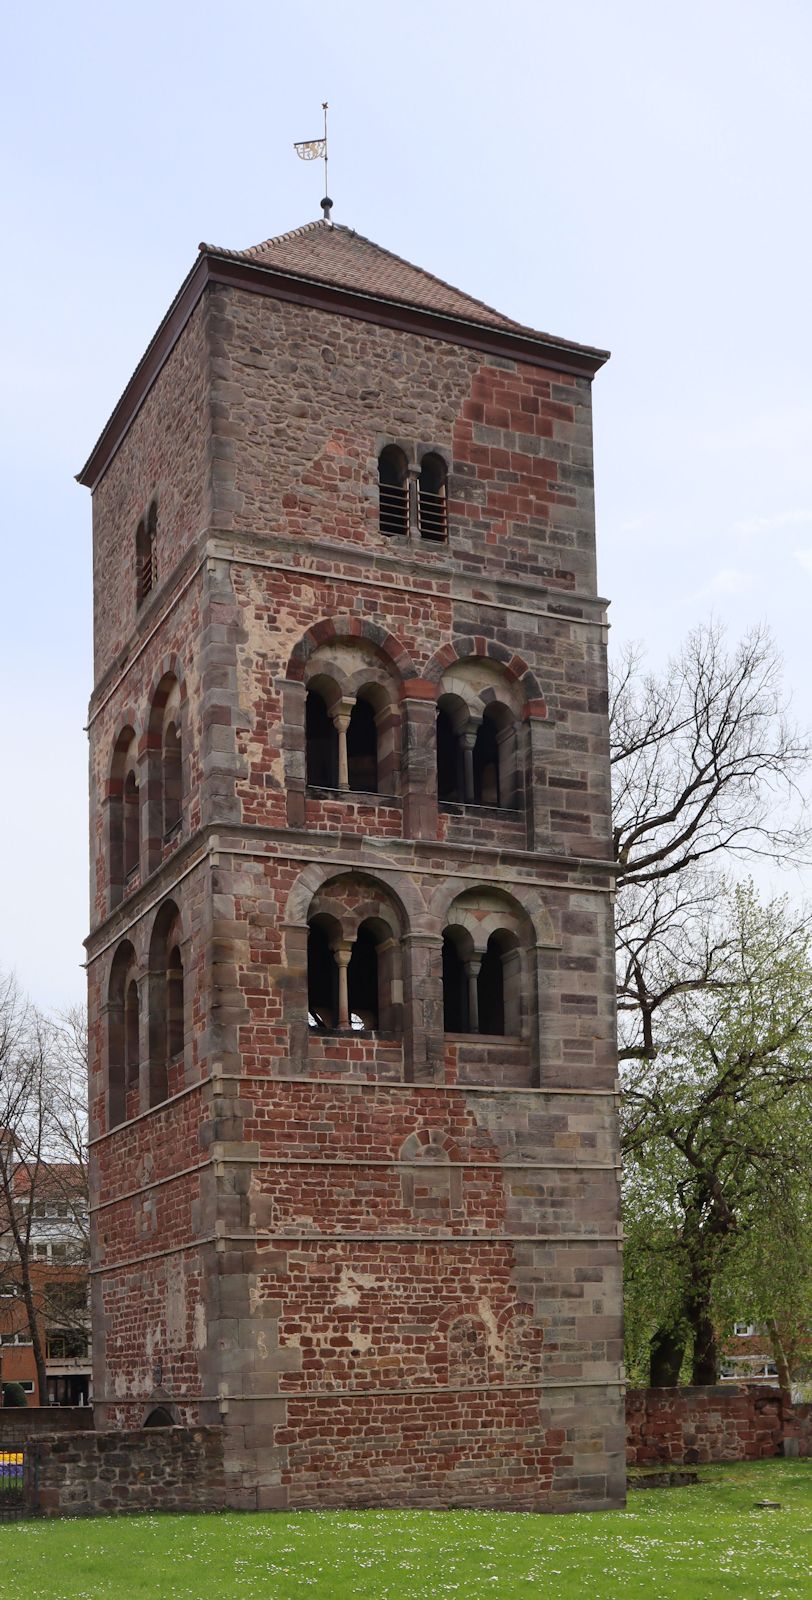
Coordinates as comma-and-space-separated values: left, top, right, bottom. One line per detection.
0, 1406, 94, 1436
626, 1386, 812, 1465
35, 1426, 225, 1517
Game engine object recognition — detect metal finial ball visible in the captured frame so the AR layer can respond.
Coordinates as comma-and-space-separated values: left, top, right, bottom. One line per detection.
321, 196, 334, 219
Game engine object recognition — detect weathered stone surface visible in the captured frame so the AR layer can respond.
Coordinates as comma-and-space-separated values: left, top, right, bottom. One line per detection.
83, 235, 624, 1511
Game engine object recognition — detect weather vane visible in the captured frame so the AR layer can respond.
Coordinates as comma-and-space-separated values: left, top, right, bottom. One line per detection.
294, 102, 333, 222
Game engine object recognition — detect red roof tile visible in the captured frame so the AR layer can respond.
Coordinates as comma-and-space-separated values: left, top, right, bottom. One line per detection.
200, 220, 542, 337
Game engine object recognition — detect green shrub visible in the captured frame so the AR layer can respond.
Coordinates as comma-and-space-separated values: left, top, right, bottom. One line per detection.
2, 1381, 28, 1407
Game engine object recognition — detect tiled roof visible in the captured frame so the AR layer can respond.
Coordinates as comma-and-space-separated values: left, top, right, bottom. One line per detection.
199, 220, 533, 335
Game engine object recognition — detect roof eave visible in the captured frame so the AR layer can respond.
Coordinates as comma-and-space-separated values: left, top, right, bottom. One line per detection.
77, 250, 610, 492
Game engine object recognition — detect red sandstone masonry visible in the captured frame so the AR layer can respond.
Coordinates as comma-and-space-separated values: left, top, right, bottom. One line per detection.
34, 1426, 225, 1518
85, 234, 622, 1511
626, 1386, 812, 1465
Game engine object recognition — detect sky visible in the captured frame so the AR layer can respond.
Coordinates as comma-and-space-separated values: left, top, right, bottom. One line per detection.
1, 0, 811, 1008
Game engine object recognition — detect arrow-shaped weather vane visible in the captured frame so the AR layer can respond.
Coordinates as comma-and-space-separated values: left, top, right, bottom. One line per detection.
294, 102, 333, 221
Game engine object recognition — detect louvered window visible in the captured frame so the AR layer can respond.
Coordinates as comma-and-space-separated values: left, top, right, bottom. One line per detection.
378, 446, 409, 537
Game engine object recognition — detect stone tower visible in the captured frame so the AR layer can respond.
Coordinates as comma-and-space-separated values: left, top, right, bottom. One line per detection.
80, 219, 624, 1511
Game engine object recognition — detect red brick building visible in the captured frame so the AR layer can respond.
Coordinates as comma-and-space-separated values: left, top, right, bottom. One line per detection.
80, 219, 623, 1509
0, 1164, 90, 1406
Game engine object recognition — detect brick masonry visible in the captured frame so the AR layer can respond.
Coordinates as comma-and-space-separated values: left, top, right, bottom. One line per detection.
82, 231, 624, 1511
34, 1426, 225, 1518
626, 1386, 812, 1465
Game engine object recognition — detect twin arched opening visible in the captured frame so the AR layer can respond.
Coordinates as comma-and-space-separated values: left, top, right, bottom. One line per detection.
107, 671, 185, 908
377, 447, 448, 542
301, 874, 533, 1046
303, 641, 398, 798
441, 888, 531, 1039
306, 876, 402, 1035
436, 662, 523, 812
107, 898, 186, 1128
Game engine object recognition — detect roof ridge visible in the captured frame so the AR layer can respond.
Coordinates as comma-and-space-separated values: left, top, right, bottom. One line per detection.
198, 217, 330, 259
329, 225, 525, 331
199, 220, 527, 334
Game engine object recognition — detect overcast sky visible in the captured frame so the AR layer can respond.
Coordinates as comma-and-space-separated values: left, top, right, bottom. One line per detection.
2, 0, 810, 1008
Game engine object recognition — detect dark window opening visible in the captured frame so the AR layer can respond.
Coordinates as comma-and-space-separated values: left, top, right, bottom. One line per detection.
108, 940, 137, 1128
347, 698, 378, 792
378, 446, 409, 537
437, 706, 464, 802
348, 924, 379, 1030
167, 946, 184, 1059
137, 502, 158, 605
442, 933, 469, 1033
148, 900, 183, 1107
163, 722, 182, 836
307, 920, 338, 1030
123, 770, 140, 879
477, 936, 505, 1035
306, 690, 338, 787
144, 1406, 174, 1428
473, 714, 501, 806
418, 453, 448, 541
125, 979, 139, 1088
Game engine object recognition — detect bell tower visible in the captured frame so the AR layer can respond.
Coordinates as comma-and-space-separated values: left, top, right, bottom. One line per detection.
81, 219, 624, 1510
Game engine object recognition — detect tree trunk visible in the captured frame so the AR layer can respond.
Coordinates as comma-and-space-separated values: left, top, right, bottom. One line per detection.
687, 1272, 718, 1385
649, 1325, 686, 1386
19, 1268, 49, 1405
766, 1316, 792, 1398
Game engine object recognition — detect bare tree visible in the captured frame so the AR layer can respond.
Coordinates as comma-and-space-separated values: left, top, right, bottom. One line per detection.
0, 977, 89, 1403
610, 623, 810, 1062
611, 621, 809, 888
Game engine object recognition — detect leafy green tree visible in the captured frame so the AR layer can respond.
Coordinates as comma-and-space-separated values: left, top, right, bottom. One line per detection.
621, 884, 812, 1385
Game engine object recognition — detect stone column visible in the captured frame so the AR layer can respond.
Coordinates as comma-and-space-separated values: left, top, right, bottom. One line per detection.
332, 943, 353, 1031
462, 730, 477, 805
465, 955, 482, 1034
330, 698, 355, 791
407, 465, 421, 541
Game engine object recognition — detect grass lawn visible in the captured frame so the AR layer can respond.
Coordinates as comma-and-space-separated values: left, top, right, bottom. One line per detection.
1, 1460, 810, 1599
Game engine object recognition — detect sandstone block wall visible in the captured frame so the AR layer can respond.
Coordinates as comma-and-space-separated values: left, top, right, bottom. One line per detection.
626, 1386, 812, 1465
85, 256, 623, 1512
34, 1426, 225, 1517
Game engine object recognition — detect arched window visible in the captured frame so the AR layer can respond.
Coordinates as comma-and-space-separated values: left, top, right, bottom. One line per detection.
146, 674, 183, 870
143, 1406, 175, 1428
378, 446, 408, 537
307, 917, 339, 1030
346, 696, 378, 793
418, 453, 448, 541
123, 769, 140, 878
437, 696, 467, 803
347, 923, 379, 1030
437, 664, 521, 811
473, 704, 516, 808
136, 501, 158, 605
442, 918, 522, 1038
108, 941, 138, 1129
304, 877, 404, 1038
306, 687, 338, 788
167, 946, 184, 1059
148, 901, 184, 1107
477, 933, 506, 1035
109, 727, 140, 906
125, 979, 139, 1090
442, 929, 471, 1033
163, 722, 182, 835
